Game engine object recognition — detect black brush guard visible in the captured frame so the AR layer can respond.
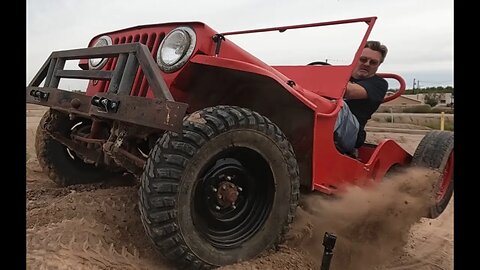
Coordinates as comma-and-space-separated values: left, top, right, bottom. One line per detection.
26, 43, 188, 133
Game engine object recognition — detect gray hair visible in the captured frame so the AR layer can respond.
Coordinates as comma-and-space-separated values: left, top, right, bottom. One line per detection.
365, 41, 388, 63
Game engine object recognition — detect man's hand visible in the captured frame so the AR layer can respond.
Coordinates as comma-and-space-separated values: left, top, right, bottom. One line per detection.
345, 82, 368, 99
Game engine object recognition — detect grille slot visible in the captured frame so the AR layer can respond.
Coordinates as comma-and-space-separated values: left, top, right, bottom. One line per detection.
102, 31, 165, 97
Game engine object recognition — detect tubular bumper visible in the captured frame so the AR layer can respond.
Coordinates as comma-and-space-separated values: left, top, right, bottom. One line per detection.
26, 43, 188, 133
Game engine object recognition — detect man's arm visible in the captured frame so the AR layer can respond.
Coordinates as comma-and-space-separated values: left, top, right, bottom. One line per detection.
345, 82, 368, 99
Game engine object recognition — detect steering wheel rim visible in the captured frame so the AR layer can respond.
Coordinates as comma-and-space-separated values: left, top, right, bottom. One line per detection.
307, 61, 331, 66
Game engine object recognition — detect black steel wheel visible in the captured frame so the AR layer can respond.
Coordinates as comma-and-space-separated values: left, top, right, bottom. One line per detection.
139, 105, 300, 268
35, 109, 116, 186
412, 130, 454, 219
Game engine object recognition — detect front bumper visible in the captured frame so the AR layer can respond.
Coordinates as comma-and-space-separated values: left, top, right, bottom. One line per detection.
26, 43, 188, 133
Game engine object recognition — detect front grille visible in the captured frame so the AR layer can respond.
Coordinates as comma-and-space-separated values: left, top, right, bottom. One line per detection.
102, 31, 165, 97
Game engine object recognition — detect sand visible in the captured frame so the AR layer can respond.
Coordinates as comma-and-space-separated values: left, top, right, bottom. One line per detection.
26, 105, 453, 269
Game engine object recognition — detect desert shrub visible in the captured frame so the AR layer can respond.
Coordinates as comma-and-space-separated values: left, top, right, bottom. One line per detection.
377, 106, 405, 113
431, 107, 454, 114
377, 106, 391, 113
402, 105, 432, 113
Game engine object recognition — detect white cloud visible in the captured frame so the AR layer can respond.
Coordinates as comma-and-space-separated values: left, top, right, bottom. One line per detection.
27, 0, 453, 88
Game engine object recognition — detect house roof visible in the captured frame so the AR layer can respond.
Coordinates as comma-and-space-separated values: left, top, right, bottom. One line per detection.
384, 94, 422, 104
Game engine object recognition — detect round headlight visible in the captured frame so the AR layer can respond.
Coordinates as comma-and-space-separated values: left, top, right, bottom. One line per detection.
157, 27, 196, 73
88, 35, 112, 70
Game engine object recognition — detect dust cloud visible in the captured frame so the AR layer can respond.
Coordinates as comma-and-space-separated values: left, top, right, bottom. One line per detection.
285, 168, 440, 270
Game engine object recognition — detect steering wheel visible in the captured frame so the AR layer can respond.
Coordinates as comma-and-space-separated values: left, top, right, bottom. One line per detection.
307, 61, 332, 66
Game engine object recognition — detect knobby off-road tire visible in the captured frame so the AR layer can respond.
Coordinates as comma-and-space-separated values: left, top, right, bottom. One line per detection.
35, 109, 114, 187
412, 130, 454, 219
139, 105, 300, 269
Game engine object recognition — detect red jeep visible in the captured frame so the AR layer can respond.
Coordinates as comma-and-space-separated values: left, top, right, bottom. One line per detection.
27, 16, 453, 268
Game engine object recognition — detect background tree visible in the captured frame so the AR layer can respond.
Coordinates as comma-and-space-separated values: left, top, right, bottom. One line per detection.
424, 92, 440, 107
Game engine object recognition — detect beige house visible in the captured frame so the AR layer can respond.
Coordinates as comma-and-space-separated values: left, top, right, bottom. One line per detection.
404, 93, 453, 106
383, 93, 422, 106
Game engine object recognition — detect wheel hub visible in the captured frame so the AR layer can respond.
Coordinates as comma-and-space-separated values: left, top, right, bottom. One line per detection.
193, 154, 274, 249
217, 180, 239, 208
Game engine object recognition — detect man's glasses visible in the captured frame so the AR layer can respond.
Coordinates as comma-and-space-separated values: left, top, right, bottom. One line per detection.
359, 57, 380, 66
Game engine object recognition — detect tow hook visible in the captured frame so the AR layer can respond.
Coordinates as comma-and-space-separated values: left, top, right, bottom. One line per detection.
91, 96, 120, 113
30, 89, 49, 101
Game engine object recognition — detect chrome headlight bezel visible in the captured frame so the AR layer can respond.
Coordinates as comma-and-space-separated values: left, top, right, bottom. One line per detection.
156, 27, 196, 73
88, 35, 113, 70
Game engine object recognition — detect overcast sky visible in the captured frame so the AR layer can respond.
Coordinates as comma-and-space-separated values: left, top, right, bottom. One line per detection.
26, 0, 453, 90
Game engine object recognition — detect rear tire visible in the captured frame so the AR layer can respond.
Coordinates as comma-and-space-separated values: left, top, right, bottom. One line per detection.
139, 105, 300, 268
412, 130, 454, 219
35, 109, 116, 186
